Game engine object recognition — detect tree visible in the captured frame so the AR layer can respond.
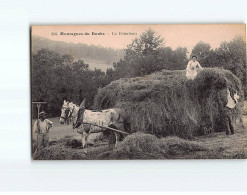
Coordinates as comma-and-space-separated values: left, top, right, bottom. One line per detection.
191, 36, 246, 98
32, 49, 73, 116
114, 29, 165, 78
191, 41, 211, 67
72, 59, 89, 71
113, 29, 189, 79
158, 47, 188, 70
215, 36, 246, 97
32, 49, 112, 117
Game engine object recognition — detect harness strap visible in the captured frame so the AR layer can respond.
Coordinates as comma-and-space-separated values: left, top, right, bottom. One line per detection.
69, 106, 75, 119
73, 108, 85, 129
61, 106, 75, 124
66, 106, 75, 124
82, 122, 130, 135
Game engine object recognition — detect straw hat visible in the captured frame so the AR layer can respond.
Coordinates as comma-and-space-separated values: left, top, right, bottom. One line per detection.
39, 111, 47, 117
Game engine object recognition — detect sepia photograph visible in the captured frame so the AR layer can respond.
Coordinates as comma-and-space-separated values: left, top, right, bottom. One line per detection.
31, 24, 246, 160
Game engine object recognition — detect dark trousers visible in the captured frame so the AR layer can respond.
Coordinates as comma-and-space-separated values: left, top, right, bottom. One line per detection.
223, 108, 234, 135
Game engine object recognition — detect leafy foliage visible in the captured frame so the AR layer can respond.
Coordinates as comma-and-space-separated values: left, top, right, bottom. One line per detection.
113, 29, 188, 78
191, 37, 246, 97
191, 41, 211, 66
32, 49, 112, 117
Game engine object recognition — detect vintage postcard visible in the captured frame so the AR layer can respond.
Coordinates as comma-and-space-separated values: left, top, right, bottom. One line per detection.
31, 24, 246, 160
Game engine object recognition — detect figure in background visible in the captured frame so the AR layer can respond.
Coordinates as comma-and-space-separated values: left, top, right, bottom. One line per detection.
33, 111, 53, 152
223, 89, 240, 135
186, 55, 203, 80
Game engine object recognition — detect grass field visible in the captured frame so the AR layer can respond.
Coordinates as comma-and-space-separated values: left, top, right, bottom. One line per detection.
32, 115, 247, 160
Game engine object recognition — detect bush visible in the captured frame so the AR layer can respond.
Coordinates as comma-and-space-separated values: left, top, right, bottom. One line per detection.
94, 68, 243, 138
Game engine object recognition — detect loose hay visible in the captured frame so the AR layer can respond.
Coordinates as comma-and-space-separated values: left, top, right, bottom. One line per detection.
112, 132, 166, 159
32, 136, 86, 160
160, 136, 209, 156
94, 68, 243, 138
110, 132, 209, 159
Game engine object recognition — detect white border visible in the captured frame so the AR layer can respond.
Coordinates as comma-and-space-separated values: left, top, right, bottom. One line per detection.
0, 0, 247, 192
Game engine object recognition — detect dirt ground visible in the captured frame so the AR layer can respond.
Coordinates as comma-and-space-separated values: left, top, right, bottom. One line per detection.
32, 116, 247, 160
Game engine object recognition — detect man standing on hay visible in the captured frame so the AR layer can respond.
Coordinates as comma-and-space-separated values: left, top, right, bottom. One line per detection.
33, 111, 53, 152
186, 55, 203, 80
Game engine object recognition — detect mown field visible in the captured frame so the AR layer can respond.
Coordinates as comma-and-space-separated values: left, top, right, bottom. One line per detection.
32, 115, 247, 160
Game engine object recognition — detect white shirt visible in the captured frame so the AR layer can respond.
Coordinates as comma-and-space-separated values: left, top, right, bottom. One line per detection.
33, 119, 53, 134
226, 90, 239, 109
186, 60, 203, 79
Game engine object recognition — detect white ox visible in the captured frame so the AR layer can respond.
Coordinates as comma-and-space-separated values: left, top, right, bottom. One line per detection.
60, 100, 126, 149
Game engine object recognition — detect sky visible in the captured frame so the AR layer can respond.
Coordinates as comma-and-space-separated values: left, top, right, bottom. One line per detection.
32, 24, 246, 53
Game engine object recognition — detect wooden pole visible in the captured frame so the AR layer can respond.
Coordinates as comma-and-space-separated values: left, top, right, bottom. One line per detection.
83, 122, 130, 135
32, 101, 47, 139
32, 102, 47, 119
37, 104, 41, 120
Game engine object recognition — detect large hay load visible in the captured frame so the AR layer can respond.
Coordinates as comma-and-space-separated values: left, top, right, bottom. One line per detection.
94, 68, 243, 138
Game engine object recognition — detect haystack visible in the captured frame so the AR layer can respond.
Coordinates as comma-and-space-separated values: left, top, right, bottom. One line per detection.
94, 68, 243, 138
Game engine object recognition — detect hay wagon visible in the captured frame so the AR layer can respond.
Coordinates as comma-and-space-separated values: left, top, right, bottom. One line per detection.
94, 68, 243, 138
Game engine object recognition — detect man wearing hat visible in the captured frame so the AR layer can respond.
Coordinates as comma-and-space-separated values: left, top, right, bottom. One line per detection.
33, 111, 53, 151
186, 55, 203, 80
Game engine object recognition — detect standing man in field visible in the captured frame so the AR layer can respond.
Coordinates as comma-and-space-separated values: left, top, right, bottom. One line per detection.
33, 111, 53, 152
223, 89, 240, 135
186, 55, 203, 80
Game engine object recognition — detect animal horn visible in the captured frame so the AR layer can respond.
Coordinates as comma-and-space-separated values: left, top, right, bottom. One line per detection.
80, 99, 86, 108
